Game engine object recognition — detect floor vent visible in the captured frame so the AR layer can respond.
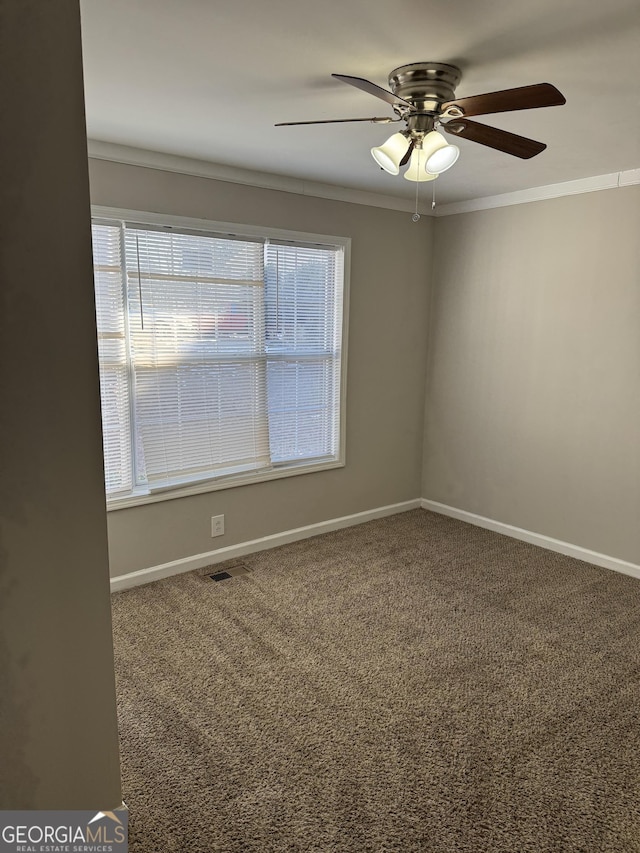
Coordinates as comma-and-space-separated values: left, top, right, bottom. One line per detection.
207, 562, 251, 582
209, 571, 232, 582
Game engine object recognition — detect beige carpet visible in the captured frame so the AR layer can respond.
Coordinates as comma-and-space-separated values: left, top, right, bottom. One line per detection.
110, 509, 640, 852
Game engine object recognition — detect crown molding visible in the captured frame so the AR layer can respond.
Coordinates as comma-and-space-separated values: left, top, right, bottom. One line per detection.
87, 141, 639, 219
434, 168, 640, 216
86, 140, 431, 215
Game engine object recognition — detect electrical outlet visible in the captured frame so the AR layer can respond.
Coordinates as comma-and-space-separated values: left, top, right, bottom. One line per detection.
211, 515, 225, 537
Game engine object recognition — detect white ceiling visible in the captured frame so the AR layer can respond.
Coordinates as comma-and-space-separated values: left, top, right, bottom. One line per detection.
80, 0, 640, 206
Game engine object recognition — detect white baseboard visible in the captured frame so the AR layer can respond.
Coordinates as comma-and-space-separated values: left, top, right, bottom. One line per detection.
110, 497, 640, 593
110, 499, 421, 592
421, 499, 640, 581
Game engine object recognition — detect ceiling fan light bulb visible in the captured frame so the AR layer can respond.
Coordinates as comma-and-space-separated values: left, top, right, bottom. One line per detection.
403, 149, 438, 182
371, 132, 410, 175
420, 130, 458, 175
425, 143, 460, 175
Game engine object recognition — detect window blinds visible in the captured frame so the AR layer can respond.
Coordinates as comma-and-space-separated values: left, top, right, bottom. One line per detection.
92, 222, 133, 495
265, 242, 342, 463
91, 219, 344, 498
124, 226, 269, 488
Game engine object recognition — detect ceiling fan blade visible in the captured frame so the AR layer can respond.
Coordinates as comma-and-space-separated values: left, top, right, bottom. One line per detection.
332, 73, 414, 109
275, 116, 395, 126
441, 83, 565, 117
443, 119, 546, 159
399, 139, 415, 168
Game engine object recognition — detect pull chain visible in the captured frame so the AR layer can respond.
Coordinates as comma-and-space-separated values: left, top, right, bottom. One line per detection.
412, 147, 421, 222
432, 179, 436, 211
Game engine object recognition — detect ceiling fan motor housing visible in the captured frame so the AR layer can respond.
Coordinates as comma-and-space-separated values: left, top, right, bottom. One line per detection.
389, 62, 461, 114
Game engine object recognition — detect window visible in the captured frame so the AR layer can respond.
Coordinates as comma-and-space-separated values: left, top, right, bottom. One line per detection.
91, 210, 348, 507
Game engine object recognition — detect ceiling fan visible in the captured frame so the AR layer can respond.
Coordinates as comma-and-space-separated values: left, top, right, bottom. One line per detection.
276, 62, 566, 182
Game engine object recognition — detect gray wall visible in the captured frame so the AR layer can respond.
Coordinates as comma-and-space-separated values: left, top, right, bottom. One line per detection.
0, 2, 121, 807
88, 160, 433, 577
423, 187, 640, 565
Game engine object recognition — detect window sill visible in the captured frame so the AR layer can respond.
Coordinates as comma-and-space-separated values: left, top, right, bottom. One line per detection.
105, 457, 345, 511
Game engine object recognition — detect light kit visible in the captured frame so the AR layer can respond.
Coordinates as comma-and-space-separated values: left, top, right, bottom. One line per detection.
373, 127, 459, 182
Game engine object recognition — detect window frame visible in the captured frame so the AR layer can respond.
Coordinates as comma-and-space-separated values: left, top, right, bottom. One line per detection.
91, 206, 350, 511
